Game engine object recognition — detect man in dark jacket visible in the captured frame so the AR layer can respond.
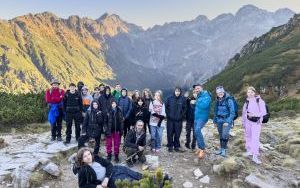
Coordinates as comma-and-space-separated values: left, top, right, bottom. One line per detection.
165, 87, 186, 152
124, 120, 146, 167
98, 86, 115, 115
185, 90, 197, 150
118, 88, 132, 138
78, 100, 104, 154
63, 83, 83, 144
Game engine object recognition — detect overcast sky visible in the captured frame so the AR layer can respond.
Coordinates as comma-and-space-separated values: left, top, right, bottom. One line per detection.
0, 0, 299, 29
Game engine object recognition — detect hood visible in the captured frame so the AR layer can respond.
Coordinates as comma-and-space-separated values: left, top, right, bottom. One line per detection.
121, 88, 128, 97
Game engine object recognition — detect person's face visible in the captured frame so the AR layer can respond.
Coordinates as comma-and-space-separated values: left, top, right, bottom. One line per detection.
154, 92, 160, 101
193, 92, 197, 98
116, 85, 121, 91
52, 83, 59, 88
122, 90, 127, 97
138, 100, 143, 106
100, 86, 104, 91
136, 122, 144, 132
106, 89, 110, 95
69, 86, 76, 93
82, 151, 93, 164
247, 89, 255, 98
92, 102, 98, 109
94, 89, 100, 94
217, 92, 225, 98
194, 86, 202, 94
82, 89, 88, 95
144, 91, 149, 98
112, 102, 117, 109
135, 92, 140, 98
175, 89, 181, 97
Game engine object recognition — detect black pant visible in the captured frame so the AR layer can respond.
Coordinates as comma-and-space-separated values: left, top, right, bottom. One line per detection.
51, 108, 63, 139
123, 119, 131, 139
125, 147, 146, 163
167, 120, 183, 149
66, 112, 82, 142
185, 121, 196, 149
78, 135, 101, 154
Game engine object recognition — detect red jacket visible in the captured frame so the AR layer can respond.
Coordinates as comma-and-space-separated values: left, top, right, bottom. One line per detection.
45, 88, 65, 104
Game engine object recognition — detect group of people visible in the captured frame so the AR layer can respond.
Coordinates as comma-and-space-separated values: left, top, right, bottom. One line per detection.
45, 79, 268, 187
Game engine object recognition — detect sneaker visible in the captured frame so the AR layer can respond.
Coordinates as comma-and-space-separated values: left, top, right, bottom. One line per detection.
246, 151, 252, 156
168, 148, 174, 152
252, 156, 262, 164
50, 137, 55, 142
215, 148, 222, 155
175, 148, 185, 153
156, 149, 161, 153
152, 149, 156, 153
57, 137, 62, 142
127, 161, 134, 168
198, 149, 206, 160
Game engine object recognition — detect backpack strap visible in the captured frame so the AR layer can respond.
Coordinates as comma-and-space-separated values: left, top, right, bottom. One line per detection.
245, 100, 249, 110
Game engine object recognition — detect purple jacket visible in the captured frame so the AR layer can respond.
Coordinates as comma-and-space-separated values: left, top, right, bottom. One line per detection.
242, 95, 267, 125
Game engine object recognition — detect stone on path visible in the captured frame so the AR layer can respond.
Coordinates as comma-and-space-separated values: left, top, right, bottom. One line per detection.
42, 162, 60, 177
245, 173, 276, 188
145, 155, 159, 169
193, 168, 203, 179
199, 175, 210, 184
183, 181, 193, 188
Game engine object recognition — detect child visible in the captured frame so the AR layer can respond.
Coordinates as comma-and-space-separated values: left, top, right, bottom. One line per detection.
105, 101, 124, 162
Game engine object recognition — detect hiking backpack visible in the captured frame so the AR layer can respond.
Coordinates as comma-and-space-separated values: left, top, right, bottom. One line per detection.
246, 98, 270, 123
225, 95, 239, 120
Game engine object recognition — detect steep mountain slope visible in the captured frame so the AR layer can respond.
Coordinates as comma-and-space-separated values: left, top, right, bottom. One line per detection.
205, 14, 300, 111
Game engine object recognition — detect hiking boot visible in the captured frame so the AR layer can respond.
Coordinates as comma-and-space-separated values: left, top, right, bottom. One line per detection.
252, 156, 262, 164
215, 148, 222, 155
50, 137, 55, 142
175, 148, 185, 153
107, 153, 112, 161
220, 149, 227, 158
127, 161, 134, 168
64, 140, 70, 145
114, 155, 120, 163
168, 148, 174, 152
139, 155, 146, 164
57, 137, 62, 142
198, 149, 206, 160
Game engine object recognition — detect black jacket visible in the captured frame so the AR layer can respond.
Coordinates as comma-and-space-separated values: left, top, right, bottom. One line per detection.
143, 97, 153, 110
73, 155, 113, 188
105, 107, 124, 136
165, 95, 186, 122
186, 97, 196, 123
63, 91, 83, 113
130, 104, 150, 126
82, 109, 104, 138
98, 94, 115, 115
124, 129, 146, 150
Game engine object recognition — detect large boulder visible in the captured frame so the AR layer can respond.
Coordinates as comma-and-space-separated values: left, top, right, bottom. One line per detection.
42, 162, 60, 177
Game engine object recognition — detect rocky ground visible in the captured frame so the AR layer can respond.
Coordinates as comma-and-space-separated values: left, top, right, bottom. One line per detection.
0, 116, 299, 188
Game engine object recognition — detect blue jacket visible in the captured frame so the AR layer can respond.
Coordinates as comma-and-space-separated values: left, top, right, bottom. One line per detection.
194, 90, 212, 122
118, 96, 132, 119
48, 103, 60, 125
213, 93, 235, 124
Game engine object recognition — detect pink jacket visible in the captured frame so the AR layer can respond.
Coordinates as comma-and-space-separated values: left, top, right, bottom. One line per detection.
242, 95, 267, 125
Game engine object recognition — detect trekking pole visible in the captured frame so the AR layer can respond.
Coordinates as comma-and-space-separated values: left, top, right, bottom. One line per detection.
119, 141, 151, 165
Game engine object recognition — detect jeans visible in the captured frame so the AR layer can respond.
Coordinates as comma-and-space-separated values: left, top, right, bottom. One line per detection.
194, 119, 208, 150
216, 119, 233, 149
109, 165, 143, 188
150, 125, 164, 149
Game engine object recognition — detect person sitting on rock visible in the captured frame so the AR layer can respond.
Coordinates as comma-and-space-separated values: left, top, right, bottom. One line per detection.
78, 100, 104, 155
123, 120, 146, 167
73, 147, 143, 188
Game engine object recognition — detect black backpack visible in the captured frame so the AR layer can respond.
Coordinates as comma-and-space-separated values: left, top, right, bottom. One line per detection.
246, 98, 270, 123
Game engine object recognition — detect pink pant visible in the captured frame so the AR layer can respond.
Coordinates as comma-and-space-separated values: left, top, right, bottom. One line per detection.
244, 120, 262, 156
106, 132, 121, 155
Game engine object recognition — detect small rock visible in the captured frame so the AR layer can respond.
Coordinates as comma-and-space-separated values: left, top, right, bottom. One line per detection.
145, 155, 159, 169
199, 175, 210, 184
39, 158, 50, 165
7, 183, 13, 187
42, 162, 60, 177
24, 161, 39, 172
183, 181, 193, 188
0, 176, 5, 183
193, 168, 203, 178
245, 173, 275, 188
229, 131, 236, 137
213, 164, 222, 175
142, 165, 149, 171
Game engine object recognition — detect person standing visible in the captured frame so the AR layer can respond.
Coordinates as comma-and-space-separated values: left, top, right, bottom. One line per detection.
45, 79, 65, 142
63, 83, 83, 144
213, 86, 236, 157
242, 86, 267, 164
112, 83, 122, 101
193, 84, 212, 159
185, 90, 197, 150
165, 87, 186, 152
118, 88, 132, 138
